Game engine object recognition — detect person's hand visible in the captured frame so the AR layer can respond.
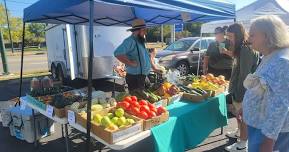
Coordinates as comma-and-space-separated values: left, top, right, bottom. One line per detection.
202, 66, 208, 74
220, 48, 228, 54
154, 69, 163, 74
129, 60, 138, 67
259, 137, 275, 152
236, 108, 243, 122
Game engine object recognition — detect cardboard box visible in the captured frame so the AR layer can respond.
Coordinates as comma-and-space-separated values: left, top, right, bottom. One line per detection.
75, 109, 143, 144
53, 107, 66, 118
167, 93, 183, 105
209, 86, 225, 97
182, 93, 210, 102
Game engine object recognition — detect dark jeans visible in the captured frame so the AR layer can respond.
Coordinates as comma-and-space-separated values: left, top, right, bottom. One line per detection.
208, 66, 232, 80
126, 74, 150, 92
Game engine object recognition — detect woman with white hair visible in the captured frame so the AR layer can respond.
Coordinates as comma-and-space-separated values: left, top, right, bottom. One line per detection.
242, 15, 289, 152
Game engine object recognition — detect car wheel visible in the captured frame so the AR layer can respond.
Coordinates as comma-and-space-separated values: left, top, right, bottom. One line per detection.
57, 65, 65, 83
51, 64, 57, 80
176, 61, 189, 76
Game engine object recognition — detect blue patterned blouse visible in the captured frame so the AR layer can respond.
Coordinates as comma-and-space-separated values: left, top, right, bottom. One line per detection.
242, 48, 289, 140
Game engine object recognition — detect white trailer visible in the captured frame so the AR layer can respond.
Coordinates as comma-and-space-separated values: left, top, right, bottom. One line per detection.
45, 24, 130, 81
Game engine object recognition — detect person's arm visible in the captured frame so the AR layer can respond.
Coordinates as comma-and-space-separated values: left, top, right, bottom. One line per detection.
203, 56, 209, 74
235, 48, 257, 101
115, 55, 137, 67
149, 50, 162, 74
203, 43, 214, 74
260, 58, 289, 148
114, 38, 137, 67
220, 48, 234, 57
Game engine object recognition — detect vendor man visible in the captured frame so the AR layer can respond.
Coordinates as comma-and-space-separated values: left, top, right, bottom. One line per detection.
114, 19, 153, 92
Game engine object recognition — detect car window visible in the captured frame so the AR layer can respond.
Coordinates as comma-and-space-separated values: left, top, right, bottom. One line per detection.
166, 39, 196, 51
194, 39, 208, 50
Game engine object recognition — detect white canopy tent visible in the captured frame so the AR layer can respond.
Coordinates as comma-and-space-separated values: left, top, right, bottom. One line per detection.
201, 0, 289, 34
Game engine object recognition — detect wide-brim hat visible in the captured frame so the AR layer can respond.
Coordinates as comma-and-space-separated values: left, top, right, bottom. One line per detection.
127, 19, 147, 31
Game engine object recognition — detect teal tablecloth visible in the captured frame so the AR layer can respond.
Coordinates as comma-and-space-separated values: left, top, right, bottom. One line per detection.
151, 94, 228, 152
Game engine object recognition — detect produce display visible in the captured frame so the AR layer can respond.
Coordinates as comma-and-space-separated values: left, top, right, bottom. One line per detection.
29, 77, 73, 97
78, 107, 136, 132
130, 89, 162, 103
187, 74, 228, 91
154, 82, 180, 98
116, 96, 168, 120
178, 85, 208, 96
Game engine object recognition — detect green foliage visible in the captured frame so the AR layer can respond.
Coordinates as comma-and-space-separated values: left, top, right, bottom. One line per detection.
146, 23, 202, 43
0, 4, 46, 46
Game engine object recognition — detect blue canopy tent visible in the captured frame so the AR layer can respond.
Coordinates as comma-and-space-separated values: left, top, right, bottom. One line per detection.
20, 0, 235, 151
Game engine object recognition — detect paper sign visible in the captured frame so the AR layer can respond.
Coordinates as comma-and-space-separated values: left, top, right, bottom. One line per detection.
46, 105, 54, 118
68, 110, 75, 124
112, 123, 142, 142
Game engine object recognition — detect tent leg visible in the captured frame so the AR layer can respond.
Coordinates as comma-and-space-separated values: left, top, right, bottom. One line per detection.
196, 34, 203, 76
17, 22, 26, 106
86, 0, 94, 152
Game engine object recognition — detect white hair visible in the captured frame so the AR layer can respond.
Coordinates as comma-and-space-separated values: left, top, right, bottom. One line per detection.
250, 15, 289, 49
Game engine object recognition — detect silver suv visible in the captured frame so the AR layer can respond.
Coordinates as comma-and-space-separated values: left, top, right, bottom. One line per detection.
156, 37, 214, 75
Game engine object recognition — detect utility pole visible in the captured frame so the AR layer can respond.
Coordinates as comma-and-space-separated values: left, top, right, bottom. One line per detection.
0, 28, 9, 74
3, 0, 14, 53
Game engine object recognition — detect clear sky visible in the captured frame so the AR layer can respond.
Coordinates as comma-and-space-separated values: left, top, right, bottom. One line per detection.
2, 0, 257, 18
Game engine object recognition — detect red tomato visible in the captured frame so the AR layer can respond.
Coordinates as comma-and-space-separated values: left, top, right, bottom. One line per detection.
131, 101, 140, 108
150, 107, 158, 113
139, 100, 148, 106
138, 111, 148, 120
157, 106, 166, 115
148, 111, 157, 118
140, 105, 150, 113
117, 101, 130, 110
131, 96, 137, 101
147, 103, 155, 109
131, 107, 140, 116
124, 96, 132, 103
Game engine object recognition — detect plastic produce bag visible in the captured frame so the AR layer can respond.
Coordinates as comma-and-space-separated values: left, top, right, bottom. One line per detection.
165, 70, 182, 85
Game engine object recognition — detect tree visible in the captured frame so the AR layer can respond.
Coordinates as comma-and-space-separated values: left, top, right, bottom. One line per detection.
26, 23, 46, 48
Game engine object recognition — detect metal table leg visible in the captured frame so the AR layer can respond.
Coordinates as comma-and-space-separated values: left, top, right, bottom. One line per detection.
61, 124, 64, 138
220, 127, 224, 135
32, 109, 39, 148
64, 124, 70, 152
112, 79, 116, 98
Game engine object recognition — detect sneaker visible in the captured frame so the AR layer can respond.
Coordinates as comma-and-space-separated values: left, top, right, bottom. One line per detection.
225, 141, 247, 152
226, 129, 240, 139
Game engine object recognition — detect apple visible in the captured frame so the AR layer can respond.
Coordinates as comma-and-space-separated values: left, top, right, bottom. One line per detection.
101, 116, 112, 127
138, 111, 148, 120
107, 113, 114, 119
93, 114, 103, 124
117, 116, 126, 126
139, 100, 148, 106
106, 123, 118, 131
125, 118, 135, 126
115, 108, 125, 117
111, 117, 119, 125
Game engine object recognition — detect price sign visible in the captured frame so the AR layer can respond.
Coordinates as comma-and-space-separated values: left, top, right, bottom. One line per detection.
46, 105, 54, 118
68, 110, 76, 124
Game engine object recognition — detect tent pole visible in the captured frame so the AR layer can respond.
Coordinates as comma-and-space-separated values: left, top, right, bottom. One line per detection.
18, 22, 26, 106
196, 34, 202, 76
86, 0, 94, 152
